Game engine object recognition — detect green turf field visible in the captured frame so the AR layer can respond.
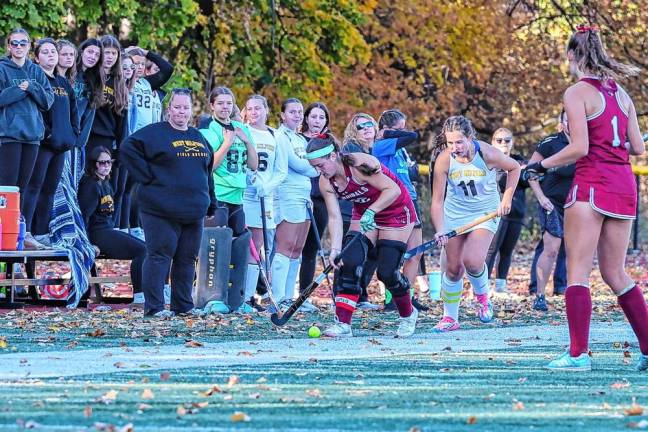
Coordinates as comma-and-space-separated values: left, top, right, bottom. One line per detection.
1, 307, 646, 431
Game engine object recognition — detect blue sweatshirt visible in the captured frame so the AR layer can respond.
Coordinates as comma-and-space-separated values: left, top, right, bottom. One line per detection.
120, 122, 217, 222
0, 57, 54, 144
371, 130, 419, 199
41, 73, 80, 153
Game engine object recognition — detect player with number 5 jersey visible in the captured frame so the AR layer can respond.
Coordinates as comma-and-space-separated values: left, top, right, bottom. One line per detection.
430, 115, 520, 333
199, 86, 257, 236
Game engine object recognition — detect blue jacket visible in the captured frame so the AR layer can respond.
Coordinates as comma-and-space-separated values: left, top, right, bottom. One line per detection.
371, 130, 419, 199
0, 57, 54, 144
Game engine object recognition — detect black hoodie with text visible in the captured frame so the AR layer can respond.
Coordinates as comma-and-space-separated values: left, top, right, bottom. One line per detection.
0, 57, 54, 144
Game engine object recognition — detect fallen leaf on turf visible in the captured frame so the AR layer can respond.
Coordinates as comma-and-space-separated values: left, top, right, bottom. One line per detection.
602, 402, 612, 410
202, 385, 222, 396
512, 401, 525, 411
176, 405, 187, 417
611, 381, 631, 389
306, 388, 322, 398
230, 411, 251, 422
137, 403, 152, 411
625, 398, 645, 416
113, 362, 126, 368
237, 351, 253, 357
518, 377, 527, 383
160, 372, 171, 381
141, 389, 154, 400
249, 393, 261, 399
624, 351, 632, 358
118, 423, 134, 432
83, 406, 92, 418
98, 390, 118, 404
185, 340, 203, 348
613, 342, 622, 348
227, 375, 240, 388
193, 401, 209, 408
467, 416, 477, 424
0, 338, 8, 348
87, 328, 106, 337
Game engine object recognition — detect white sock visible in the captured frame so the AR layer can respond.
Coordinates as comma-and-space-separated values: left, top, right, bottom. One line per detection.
285, 258, 301, 301
244, 263, 260, 300
441, 273, 463, 321
270, 253, 290, 302
467, 264, 489, 296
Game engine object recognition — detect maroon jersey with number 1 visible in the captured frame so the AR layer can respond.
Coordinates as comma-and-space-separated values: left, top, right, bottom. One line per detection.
565, 78, 637, 219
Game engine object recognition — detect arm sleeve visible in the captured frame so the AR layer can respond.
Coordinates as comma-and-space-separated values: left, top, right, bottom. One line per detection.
144, 51, 174, 90
77, 179, 99, 229
264, 136, 289, 193
67, 80, 80, 135
282, 135, 318, 177
26, 71, 54, 110
0, 85, 28, 107
116, 110, 129, 146
120, 130, 155, 184
382, 130, 419, 149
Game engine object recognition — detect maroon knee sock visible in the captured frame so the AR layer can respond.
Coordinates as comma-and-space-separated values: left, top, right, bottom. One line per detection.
392, 292, 413, 318
335, 294, 359, 324
618, 286, 648, 355
566, 285, 592, 357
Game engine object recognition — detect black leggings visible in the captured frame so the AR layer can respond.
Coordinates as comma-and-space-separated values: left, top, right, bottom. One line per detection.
209, 202, 246, 236
299, 197, 328, 292
89, 228, 146, 294
23, 147, 66, 234
486, 219, 523, 279
0, 142, 39, 213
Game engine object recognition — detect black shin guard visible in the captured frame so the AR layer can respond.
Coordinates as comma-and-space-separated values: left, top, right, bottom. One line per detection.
376, 239, 410, 296
333, 231, 370, 296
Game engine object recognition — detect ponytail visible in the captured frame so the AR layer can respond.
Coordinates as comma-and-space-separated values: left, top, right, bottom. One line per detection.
567, 26, 640, 80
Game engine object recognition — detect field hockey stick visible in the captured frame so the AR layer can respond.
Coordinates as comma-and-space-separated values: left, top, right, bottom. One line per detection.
270, 232, 362, 326
306, 202, 330, 285
259, 197, 271, 275
249, 237, 279, 314
404, 212, 498, 260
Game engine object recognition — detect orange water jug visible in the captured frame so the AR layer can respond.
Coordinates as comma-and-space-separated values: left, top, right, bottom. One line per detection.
0, 186, 20, 250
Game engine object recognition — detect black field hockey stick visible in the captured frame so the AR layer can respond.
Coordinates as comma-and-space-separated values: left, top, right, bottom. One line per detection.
259, 197, 271, 275
306, 202, 331, 285
270, 232, 362, 326
249, 237, 279, 314
404, 212, 498, 260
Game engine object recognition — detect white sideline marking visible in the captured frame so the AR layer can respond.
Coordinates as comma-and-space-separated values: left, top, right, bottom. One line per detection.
0, 322, 634, 380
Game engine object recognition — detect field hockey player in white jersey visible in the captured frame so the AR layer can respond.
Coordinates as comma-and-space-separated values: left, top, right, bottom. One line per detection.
241, 94, 289, 311
430, 115, 520, 332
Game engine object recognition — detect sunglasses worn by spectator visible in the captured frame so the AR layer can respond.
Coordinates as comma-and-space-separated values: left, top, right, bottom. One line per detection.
10, 40, 29, 47
97, 159, 114, 166
356, 120, 374, 131
495, 138, 512, 144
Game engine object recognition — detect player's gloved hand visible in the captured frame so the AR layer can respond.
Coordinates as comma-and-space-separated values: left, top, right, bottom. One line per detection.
523, 161, 547, 181
359, 209, 377, 233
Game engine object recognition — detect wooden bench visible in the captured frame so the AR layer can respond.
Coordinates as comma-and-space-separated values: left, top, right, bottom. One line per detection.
0, 250, 132, 308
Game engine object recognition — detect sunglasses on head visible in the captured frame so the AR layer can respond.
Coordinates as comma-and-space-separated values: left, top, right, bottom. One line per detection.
356, 120, 374, 131
9, 40, 29, 48
96, 159, 114, 166
495, 138, 512, 144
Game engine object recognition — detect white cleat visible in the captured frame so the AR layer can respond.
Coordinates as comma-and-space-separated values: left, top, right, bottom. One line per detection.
322, 317, 353, 338
396, 306, 418, 338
